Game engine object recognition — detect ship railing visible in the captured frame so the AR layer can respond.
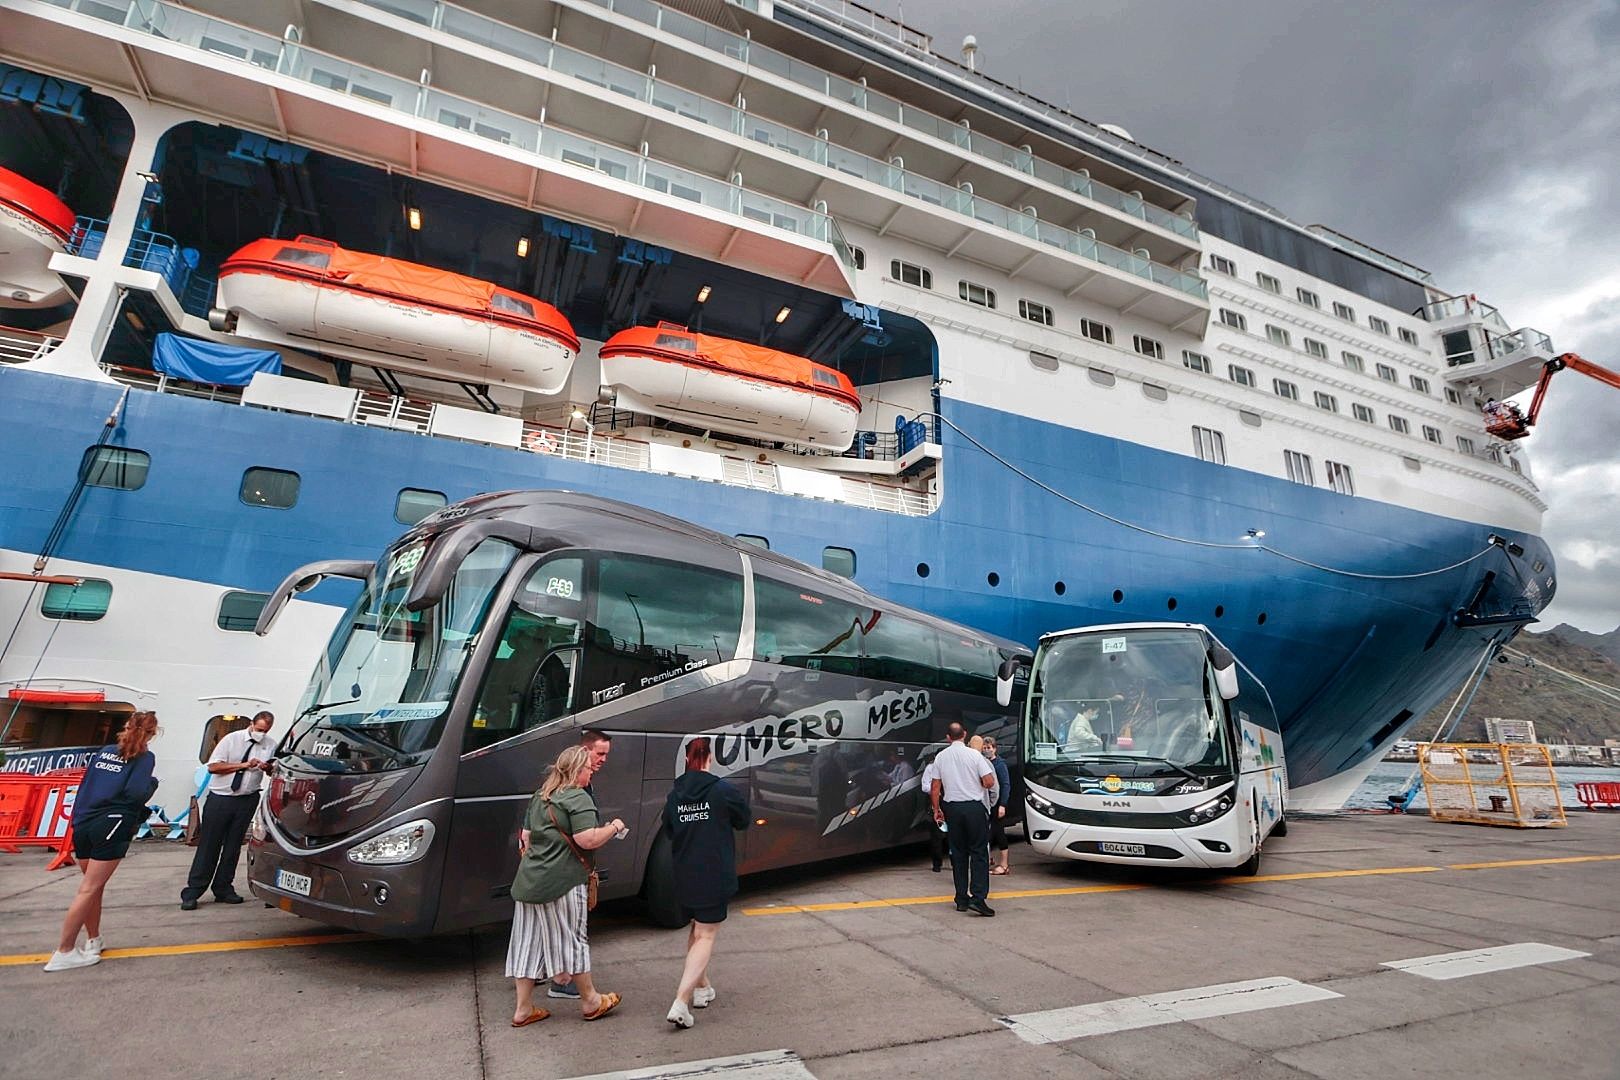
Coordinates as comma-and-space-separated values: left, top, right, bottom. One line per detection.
0, 327, 63, 365
1422, 294, 1511, 331
1485, 328, 1554, 362
344, 0, 1198, 244
99, 362, 245, 403
64, 214, 214, 311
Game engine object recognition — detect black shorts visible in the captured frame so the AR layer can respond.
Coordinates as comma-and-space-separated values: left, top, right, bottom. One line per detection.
72, 806, 139, 862
680, 903, 729, 925
990, 813, 1009, 850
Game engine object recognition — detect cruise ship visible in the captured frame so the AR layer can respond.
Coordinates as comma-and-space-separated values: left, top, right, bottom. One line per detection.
0, 0, 1558, 813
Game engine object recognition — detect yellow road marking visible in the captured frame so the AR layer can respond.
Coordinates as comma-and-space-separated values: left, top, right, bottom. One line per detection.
741, 853, 1620, 916
0, 932, 369, 968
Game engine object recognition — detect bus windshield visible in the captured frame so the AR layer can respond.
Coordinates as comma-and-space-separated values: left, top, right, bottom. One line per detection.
281, 537, 519, 770
1025, 629, 1229, 778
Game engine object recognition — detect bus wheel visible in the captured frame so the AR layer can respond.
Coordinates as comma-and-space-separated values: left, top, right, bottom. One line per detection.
1236, 849, 1261, 876
641, 832, 685, 929
1273, 804, 1289, 838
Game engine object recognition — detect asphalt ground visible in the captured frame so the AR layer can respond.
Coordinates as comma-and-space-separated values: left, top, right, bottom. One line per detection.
3, 814, 1618, 1080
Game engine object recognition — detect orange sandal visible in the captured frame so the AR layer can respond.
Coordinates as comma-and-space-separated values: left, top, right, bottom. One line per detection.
511, 1007, 550, 1027
582, 991, 621, 1021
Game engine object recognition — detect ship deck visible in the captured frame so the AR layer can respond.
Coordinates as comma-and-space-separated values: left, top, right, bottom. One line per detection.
3, 813, 1618, 1078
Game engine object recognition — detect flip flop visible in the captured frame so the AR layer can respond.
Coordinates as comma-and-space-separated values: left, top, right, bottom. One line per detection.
990, 866, 1009, 875
582, 991, 622, 1021
511, 1007, 550, 1028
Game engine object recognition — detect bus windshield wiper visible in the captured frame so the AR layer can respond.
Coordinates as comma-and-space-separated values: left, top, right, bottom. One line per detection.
1082, 753, 1203, 784
281, 695, 363, 755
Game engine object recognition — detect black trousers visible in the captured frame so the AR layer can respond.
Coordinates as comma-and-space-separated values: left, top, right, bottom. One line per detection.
929, 821, 948, 869
183, 792, 259, 901
944, 799, 990, 905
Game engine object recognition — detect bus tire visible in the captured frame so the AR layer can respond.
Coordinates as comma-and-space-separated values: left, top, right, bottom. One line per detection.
641, 832, 685, 929
1272, 806, 1289, 838
1236, 849, 1261, 876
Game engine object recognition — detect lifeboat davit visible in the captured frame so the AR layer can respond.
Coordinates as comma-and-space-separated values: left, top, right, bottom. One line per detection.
599, 324, 861, 450
0, 165, 75, 308
214, 236, 579, 394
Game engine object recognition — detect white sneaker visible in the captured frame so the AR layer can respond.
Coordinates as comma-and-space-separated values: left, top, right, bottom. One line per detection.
666, 999, 694, 1029
692, 985, 716, 1009
43, 947, 99, 972
84, 937, 104, 960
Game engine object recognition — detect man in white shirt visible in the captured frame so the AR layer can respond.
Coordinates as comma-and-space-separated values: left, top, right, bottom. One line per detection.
929, 722, 996, 916
181, 711, 277, 910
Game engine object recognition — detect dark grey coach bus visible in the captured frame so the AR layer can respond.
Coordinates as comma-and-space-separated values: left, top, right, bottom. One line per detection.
246, 490, 1028, 935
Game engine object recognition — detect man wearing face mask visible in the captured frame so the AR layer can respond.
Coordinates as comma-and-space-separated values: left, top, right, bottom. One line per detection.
181, 711, 277, 910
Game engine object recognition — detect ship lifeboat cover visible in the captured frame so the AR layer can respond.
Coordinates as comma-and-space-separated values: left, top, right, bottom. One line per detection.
599, 325, 861, 449
0, 166, 76, 242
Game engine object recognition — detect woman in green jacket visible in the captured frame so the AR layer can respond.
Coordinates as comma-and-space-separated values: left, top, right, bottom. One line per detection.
506, 744, 627, 1026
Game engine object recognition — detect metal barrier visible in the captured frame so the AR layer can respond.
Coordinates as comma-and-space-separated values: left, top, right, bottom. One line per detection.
1575, 781, 1620, 810
1418, 743, 1566, 828
0, 768, 84, 869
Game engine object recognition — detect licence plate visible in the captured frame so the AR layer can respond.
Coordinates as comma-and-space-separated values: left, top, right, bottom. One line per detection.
276, 868, 312, 896
1100, 842, 1146, 856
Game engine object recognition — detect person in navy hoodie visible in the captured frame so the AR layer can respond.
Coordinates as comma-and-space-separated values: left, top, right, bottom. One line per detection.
44, 711, 160, 972
663, 736, 750, 1030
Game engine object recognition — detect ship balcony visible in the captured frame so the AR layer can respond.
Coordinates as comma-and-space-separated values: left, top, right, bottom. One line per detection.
1423, 293, 1512, 334
1441, 326, 1556, 400
8, 0, 857, 297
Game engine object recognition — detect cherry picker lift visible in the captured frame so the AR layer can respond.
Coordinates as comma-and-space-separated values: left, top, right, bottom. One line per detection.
1482, 352, 1620, 440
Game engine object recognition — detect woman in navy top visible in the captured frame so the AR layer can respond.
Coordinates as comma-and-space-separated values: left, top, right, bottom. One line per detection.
45, 711, 160, 972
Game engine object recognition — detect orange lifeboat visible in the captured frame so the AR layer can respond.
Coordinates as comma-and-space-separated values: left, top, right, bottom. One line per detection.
213, 236, 579, 394
0, 165, 75, 308
599, 324, 860, 450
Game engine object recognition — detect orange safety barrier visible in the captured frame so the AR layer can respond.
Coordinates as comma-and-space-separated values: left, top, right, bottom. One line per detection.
0, 768, 84, 870
1575, 781, 1620, 810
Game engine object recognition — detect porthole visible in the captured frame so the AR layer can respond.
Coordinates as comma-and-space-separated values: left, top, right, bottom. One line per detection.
987, 572, 1000, 587
1167, 597, 1178, 611
1112, 589, 1124, 604
916, 562, 931, 578
1054, 581, 1067, 596
1258, 612, 1268, 625
1214, 604, 1225, 618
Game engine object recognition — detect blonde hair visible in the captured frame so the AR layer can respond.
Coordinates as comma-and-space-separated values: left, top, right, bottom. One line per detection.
540, 745, 593, 799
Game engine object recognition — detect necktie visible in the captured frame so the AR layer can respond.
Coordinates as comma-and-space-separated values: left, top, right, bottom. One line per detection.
229, 736, 257, 792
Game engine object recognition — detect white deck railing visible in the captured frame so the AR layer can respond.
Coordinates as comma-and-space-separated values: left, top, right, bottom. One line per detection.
0, 328, 63, 364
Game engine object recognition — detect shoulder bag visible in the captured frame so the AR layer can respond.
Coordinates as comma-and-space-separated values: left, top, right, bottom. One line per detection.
545, 798, 599, 910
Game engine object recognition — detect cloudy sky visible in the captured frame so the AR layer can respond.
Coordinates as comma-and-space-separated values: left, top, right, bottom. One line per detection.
889, 0, 1620, 633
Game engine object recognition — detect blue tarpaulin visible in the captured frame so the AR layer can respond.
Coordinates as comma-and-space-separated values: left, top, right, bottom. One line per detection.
152, 333, 281, 386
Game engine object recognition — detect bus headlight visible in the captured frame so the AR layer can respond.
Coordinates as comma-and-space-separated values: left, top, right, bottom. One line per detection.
1180, 794, 1235, 826
348, 820, 436, 865
1026, 791, 1056, 817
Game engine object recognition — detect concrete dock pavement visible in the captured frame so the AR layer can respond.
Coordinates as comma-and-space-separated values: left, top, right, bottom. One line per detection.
1, 814, 1618, 1079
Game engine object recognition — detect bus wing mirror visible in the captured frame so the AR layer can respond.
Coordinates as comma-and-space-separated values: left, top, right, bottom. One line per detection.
1208, 643, 1240, 701
255, 559, 374, 636
996, 656, 1029, 708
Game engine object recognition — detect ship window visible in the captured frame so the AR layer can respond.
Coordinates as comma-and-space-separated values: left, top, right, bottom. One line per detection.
1239, 410, 1262, 427
240, 467, 300, 509
1296, 287, 1320, 309
1389, 415, 1411, 435
41, 579, 112, 622
1265, 324, 1290, 348
1255, 271, 1281, 294
1410, 375, 1431, 394
1192, 426, 1225, 464
849, 246, 866, 270
1284, 449, 1314, 485
1303, 338, 1328, 359
1132, 335, 1164, 360
1403, 456, 1423, 471
1369, 315, 1391, 336
1457, 435, 1476, 454
1228, 364, 1256, 387
1208, 253, 1236, 275
1342, 351, 1365, 373
1423, 425, 1443, 444
1314, 391, 1338, 413
1142, 383, 1168, 402
199, 714, 253, 763
654, 333, 698, 351
890, 260, 932, 289
1399, 327, 1421, 347
1088, 368, 1116, 387
272, 246, 330, 269
1445, 387, 1462, 404
396, 488, 448, 525
1325, 460, 1355, 495
1028, 351, 1060, 372
958, 280, 996, 308
491, 293, 535, 317
1182, 350, 1211, 374
80, 446, 150, 491
1080, 318, 1113, 345
811, 368, 841, 387
1443, 331, 1474, 367
1352, 403, 1376, 424
822, 546, 856, 578
1333, 301, 1355, 322
1019, 299, 1054, 326
1376, 362, 1398, 383
217, 591, 270, 632
1273, 378, 1299, 400
735, 534, 770, 550
1218, 308, 1247, 331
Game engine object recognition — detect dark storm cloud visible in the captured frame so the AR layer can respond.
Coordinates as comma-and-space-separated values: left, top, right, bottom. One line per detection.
890, 0, 1620, 631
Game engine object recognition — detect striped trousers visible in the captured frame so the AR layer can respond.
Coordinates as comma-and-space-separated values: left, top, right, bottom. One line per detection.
505, 884, 590, 980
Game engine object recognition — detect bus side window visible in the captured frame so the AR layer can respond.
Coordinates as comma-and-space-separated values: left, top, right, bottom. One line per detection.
859, 612, 939, 687
464, 557, 584, 754
752, 577, 861, 675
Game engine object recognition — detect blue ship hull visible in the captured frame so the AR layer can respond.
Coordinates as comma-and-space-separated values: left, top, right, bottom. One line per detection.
0, 366, 1553, 799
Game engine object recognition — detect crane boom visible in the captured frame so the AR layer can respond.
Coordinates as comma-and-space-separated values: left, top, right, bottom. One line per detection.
1482, 352, 1620, 440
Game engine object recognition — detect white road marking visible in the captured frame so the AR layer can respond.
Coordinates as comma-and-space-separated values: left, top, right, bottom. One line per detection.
999, 977, 1342, 1044
1380, 942, 1590, 981
561, 1049, 816, 1080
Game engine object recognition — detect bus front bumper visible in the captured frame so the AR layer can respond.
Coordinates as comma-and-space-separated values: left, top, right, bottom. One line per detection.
246, 823, 442, 937
1024, 805, 1248, 870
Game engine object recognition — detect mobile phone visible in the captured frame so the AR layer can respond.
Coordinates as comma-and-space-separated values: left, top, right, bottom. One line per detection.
614, 827, 629, 840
